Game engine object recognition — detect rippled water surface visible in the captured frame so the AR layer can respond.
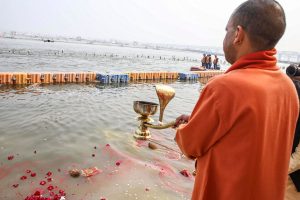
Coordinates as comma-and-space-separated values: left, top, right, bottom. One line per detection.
0, 38, 211, 200
0, 81, 203, 199
0, 38, 229, 73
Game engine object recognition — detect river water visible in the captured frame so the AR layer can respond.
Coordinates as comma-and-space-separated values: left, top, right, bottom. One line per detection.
0, 38, 229, 73
0, 38, 211, 199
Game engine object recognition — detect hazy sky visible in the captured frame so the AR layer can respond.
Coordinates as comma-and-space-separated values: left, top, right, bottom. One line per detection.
0, 0, 299, 52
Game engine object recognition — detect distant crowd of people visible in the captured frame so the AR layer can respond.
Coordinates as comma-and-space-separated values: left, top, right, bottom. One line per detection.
201, 54, 220, 70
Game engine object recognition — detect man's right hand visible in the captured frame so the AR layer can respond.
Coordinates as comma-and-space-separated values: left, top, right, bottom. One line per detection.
173, 114, 190, 128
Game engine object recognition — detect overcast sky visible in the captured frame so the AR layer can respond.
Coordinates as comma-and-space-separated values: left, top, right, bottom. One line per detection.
0, 0, 299, 52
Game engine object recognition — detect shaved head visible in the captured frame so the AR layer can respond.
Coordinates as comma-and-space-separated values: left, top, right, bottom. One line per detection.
231, 0, 286, 51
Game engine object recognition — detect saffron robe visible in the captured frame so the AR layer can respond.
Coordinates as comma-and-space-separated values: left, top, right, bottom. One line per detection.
175, 49, 299, 200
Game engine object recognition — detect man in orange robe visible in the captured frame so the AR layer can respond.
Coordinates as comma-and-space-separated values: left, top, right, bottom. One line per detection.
174, 1, 299, 199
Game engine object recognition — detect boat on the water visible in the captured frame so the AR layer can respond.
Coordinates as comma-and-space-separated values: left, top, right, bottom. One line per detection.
43, 39, 54, 42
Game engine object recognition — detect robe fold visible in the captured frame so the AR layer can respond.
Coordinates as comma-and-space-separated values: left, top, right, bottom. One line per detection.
175, 49, 299, 200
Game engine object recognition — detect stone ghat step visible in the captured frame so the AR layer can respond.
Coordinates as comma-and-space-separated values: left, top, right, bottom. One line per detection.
0, 71, 224, 85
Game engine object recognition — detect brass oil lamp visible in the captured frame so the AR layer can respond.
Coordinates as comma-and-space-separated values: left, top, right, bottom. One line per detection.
133, 85, 176, 140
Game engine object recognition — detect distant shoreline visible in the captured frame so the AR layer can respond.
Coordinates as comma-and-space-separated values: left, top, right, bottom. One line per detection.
2, 35, 298, 65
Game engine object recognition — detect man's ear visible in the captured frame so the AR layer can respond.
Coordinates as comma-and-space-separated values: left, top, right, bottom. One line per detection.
233, 25, 244, 45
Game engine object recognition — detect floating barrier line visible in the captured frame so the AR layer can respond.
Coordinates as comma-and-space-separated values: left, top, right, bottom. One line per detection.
0, 71, 224, 85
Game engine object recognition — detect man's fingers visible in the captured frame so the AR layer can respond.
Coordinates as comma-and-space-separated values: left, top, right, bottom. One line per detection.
173, 115, 190, 129
173, 119, 185, 128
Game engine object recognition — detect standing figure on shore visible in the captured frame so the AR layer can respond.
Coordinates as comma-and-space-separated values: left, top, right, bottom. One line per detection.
201, 54, 206, 67
173, 0, 299, 200
209, 55, 212, 69
205, 54, 212, 69
213, 55, 219, 69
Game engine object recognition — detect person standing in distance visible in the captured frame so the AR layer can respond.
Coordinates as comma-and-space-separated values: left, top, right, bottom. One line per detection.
201, 54, 206, 67
173, 0, 299, 200
213, 55, 219, 69
285, 69, 300, 200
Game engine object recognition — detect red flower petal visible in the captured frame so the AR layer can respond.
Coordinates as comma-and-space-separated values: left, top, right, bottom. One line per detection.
7, 155, 14, 160
115, 161, 121, 166
180, 169, 191, 177
40, 180, 46, 185
59, 189, 65, 196
34, 191, 41, 196
47, 185, 54, 191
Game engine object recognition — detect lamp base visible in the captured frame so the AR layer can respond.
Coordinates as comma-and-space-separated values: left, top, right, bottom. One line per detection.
134, 129, 151, 140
